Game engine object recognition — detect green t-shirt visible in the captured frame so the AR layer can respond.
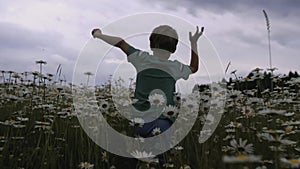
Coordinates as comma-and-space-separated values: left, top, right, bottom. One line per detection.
126, 46, 192, 122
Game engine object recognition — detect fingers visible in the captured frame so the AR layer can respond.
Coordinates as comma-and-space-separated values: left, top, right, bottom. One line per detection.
91, 29, 97, 37
189, 26, 204, 42
91, 29, 95, 36
91, 28, 101, 36
194, 26, 204, 37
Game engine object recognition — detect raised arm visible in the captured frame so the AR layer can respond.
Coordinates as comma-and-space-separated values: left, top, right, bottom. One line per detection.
189, 26, 204, 73
91, 28, 130, 54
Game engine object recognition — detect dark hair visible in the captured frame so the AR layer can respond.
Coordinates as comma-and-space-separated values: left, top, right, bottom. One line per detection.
149, 25, 178, 53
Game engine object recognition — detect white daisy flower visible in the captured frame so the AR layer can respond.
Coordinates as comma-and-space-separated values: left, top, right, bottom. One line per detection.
174, 145, 184, 151
181, 98, 199, 112
229, 138, 254, 154
225, 128, 236, 133
101, 151, 108, 163
269, 145, 286, 152
99, 100, 110, 112
282, 120, 300, 126
130, 150, 154, 158
148, 93, 166, 106
11, 136, 24, 140
163, 163, 175, 168
129, 118, 145, 127
130, 150, 157, 163
222, 146, 234, 152
285, 112, 295, 117
205, 114, 215, 126
16, 117, 29, 122
180, 164, 192, 169
223, 135, 235, 141
162, 105, 178, 118
151, 127, 161, 135
280, 157, 300, 168
257, 133, 296, 145
13, 124, 26, 128
78, 162, 94, 169
225, 121, 242, 128
134, 136, 145, 143
223, 154, 262, 163
257, 109, 286, 116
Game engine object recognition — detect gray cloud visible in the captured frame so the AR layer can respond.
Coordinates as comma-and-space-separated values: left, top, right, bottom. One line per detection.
0, 22, 63, 51
142, 0, 300, 72
0, 0, 298, 84
146, 0, 300, 17
142, 0, 300, 47
0, 21, 77, 81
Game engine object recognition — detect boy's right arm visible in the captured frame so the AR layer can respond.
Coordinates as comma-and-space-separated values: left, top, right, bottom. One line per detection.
91, 28, 132, 55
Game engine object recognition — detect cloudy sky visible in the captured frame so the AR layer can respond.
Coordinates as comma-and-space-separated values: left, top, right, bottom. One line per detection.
1, 0, 299, 84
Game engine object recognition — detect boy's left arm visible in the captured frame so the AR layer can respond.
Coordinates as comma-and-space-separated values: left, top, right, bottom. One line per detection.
189, 26, 204, 73
91, 28, 132, 55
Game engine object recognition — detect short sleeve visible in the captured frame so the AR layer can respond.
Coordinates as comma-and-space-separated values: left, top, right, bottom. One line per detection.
125, 45, 139, 56
173, 60, 192, 80
126, 45, 140, 65
126, 46, 150, 71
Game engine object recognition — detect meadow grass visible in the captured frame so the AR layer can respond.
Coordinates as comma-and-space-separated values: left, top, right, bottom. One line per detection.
0, 68, 299, 169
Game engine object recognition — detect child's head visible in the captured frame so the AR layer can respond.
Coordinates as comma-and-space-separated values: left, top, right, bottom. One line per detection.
149, 25, 178, 53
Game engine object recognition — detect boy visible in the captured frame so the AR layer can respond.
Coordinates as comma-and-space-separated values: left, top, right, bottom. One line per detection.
92, 25, 203, 166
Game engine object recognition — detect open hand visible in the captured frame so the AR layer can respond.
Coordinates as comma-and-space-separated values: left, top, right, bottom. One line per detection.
189, 26, 204, 43
91, 28, 102, 38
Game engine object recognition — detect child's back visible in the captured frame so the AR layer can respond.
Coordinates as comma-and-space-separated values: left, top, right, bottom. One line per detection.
92, 24, 203, 166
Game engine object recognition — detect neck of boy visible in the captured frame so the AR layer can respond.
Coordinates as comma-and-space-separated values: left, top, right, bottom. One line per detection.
152, 49, 171, 60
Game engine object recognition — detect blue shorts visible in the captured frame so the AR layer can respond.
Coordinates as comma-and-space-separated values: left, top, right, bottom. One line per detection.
134, 118, 172, 137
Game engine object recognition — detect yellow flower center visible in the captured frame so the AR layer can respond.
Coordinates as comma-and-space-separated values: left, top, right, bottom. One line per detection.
83, 162, 89, 167
233, 121, 239, 127
288, 159, 299, 164
236, 154, 248, 159
222, 147, 229, 151
263, 160, 272, 163
285, 127, 293, 133
9, 120, 16, 124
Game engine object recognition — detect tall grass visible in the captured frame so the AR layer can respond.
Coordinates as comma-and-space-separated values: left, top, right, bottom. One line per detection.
0, 64, 299, 169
